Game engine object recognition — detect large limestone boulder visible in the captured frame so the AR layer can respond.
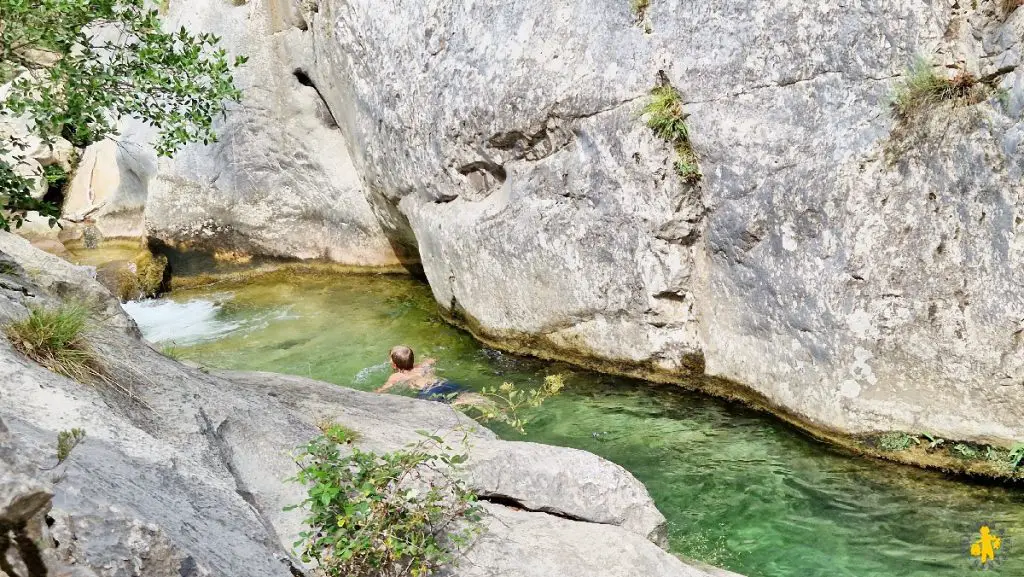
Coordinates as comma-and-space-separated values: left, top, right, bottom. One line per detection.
60, 138, 152, 240
301, 0, 1024, 443
0, 232, 725, 577
134, 0, 402, 266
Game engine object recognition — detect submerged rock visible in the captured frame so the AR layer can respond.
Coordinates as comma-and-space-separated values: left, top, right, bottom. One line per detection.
0, 232, 725, 577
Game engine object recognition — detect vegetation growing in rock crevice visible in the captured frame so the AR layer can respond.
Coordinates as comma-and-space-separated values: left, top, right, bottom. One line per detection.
4, 303, 101, 382
56, 428, 86, 465
890, 60, 989, 122
631, 0, 652, 32
869, 431, 1024, 478
643, 84, 701, 183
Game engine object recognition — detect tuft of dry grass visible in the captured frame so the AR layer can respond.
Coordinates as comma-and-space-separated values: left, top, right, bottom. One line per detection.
1001, 0, 1023, 18
891, 61, 988, 121
4, 303, 101, 382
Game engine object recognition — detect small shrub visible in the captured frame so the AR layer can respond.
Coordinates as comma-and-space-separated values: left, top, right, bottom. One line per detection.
4, 304, 100, 382
951, 442, 980, 460
877, 432, 917, 451
921, 432, 945, 452
1008, 444, 1024, 470
643, 85, 701, 183
470, 374, 564, 434
288, 430, 481, 577
56, 428, 85, 464
985, 446, 1008, 462
891, 60, 987, 121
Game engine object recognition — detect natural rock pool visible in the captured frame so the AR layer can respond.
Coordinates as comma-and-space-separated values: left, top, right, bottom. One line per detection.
124, 272, 1024, 577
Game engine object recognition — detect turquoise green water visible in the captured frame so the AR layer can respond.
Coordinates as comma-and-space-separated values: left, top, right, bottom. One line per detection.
125, 274, 1024, 577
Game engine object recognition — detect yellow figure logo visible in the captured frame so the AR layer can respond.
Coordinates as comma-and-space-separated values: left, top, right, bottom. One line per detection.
969, 525, 1002, 568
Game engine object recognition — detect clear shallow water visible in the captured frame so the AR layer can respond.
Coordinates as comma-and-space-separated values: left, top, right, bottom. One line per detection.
126, 273, 1024, 577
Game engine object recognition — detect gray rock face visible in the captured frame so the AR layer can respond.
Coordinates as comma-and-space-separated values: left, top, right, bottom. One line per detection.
0, 233, 722, 577
295, 0, 1024, 443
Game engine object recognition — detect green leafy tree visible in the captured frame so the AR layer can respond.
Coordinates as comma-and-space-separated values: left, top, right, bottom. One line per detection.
0, 0, 247, 230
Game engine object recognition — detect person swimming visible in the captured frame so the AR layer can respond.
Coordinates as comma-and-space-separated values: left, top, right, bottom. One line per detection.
376, 345, 465, 402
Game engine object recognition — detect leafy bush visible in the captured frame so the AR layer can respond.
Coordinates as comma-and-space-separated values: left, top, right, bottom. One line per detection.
877, 432, 917, 451
1008, 444, 1024, 470
4, 304, 100, 382
472, 374, 565, 434
643, 85, 701, 182
56, 428, 86, 464
288, 427, 481, 577
891, 60, 986, 121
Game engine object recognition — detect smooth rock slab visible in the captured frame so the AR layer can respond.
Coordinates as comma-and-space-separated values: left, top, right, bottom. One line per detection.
464, 440, 669, 546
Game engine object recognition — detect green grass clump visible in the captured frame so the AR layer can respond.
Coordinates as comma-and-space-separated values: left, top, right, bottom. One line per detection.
160, 342, 184, 360
4, 303, 99, 382
891, 60, 986, 121
631, 0, 650, 20
877, 432, 917, 452
643, 85, 701, 182
56, 428, 86, 464
951, 442, 981, 460
315, 419, 362, 443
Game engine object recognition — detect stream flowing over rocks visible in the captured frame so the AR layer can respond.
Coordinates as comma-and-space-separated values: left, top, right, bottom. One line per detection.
23, 0, 1024, 444
0, 232, 730, 577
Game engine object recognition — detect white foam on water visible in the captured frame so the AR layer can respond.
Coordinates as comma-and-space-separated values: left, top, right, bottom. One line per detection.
123, 296, 244, 346
353, 361, 390, 384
